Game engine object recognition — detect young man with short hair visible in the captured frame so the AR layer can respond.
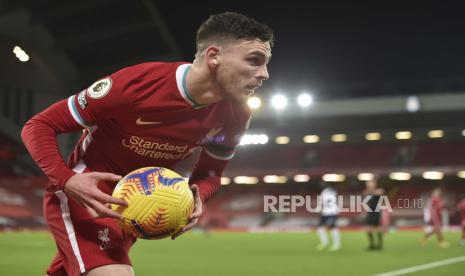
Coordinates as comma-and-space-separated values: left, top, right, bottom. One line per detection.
22, 12, 274, 276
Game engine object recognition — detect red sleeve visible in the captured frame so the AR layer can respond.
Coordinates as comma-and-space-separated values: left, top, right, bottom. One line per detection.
65, 67, 142, 127
21, 99, 83, 191
21, 71, 130, 190
21, 64, 151, 190
189, 103, 251, 203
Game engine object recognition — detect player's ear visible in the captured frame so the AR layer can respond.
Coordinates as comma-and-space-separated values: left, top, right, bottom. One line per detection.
205, 45, 220, 69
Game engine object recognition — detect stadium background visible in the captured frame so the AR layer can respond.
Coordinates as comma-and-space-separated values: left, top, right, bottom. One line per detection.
1, 1, 465, 275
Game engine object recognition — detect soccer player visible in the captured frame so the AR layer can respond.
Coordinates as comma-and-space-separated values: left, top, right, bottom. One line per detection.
455, 195, 465, 246
316, 182, 341, 251
21, 12, 273, 276
421, 187, 449, 248
363, 179, 384, 250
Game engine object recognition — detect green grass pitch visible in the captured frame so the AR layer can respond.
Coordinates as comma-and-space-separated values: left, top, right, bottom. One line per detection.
1, 231, 464, 275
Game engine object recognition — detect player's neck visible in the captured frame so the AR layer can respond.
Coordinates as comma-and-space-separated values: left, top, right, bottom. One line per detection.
186, 62, 223, 105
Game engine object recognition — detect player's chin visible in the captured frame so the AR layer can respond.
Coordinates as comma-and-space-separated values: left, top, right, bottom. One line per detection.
247, 88, 256, 96
242, 92, 254, 102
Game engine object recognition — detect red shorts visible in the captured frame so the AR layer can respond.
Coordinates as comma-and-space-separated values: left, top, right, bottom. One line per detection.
44, 189, 136, 276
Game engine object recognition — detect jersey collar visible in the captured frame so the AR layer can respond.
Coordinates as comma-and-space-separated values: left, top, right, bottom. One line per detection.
175, 63, 208, 109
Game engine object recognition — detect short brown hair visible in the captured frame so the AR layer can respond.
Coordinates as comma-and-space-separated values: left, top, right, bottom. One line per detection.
196, 12, 274, 55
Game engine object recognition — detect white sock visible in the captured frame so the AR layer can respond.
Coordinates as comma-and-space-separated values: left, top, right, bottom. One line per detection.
331, 228, 341, 248
317, 227, 328, 246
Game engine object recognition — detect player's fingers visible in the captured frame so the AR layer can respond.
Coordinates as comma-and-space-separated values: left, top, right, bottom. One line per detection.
191, 184, 200, 199
172, 228, 186, 240
91, 172, 123, 182
171, 217, 200, 240
71, 195, 91, 208
88, 199, 122, 219
71, 192, 99, 218
171, 228, 184, 240
172, 204, 201, 240
84, 203, 100, 218
184, 217, 199, 230
190, 205, 203, 219
171, 225, 189, 240
174, 219, 199, 240
93, 190, 128, 207
189, 185, 203, 219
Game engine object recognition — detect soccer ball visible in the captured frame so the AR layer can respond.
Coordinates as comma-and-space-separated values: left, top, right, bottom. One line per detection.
111, 167, 194, 239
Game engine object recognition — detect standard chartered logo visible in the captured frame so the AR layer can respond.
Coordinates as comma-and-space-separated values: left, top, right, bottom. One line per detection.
122, 136, 198, 160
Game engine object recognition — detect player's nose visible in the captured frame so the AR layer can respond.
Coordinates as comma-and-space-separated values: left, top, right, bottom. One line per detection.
257, 65, 269, 81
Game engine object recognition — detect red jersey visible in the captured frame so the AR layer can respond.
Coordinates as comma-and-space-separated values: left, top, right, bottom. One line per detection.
430, 195, 444, 224
22, 62, 251, 202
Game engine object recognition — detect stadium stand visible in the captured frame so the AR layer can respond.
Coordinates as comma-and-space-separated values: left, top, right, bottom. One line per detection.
2, 137, 465, 230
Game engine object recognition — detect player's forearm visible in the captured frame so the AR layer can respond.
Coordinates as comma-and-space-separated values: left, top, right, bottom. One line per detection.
189, 149, 228, 203
21, 116, 75, 190
21, 99, 82, 190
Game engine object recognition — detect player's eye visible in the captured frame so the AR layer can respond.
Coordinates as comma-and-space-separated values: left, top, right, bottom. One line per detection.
247, 57, 262, 66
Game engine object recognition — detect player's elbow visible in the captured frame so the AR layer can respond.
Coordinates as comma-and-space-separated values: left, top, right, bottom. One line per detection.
21, 116, 43, 145
20, 118, 34, 144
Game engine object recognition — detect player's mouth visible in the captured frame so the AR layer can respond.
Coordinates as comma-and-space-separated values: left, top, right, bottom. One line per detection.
246, 84, 262, 94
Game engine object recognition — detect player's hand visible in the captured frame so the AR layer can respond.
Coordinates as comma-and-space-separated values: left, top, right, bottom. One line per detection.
171, 184, 203, 240
63, 172, 128, 219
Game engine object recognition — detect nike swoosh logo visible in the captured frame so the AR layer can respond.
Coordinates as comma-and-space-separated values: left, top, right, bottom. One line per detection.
136, 117, 163, 125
